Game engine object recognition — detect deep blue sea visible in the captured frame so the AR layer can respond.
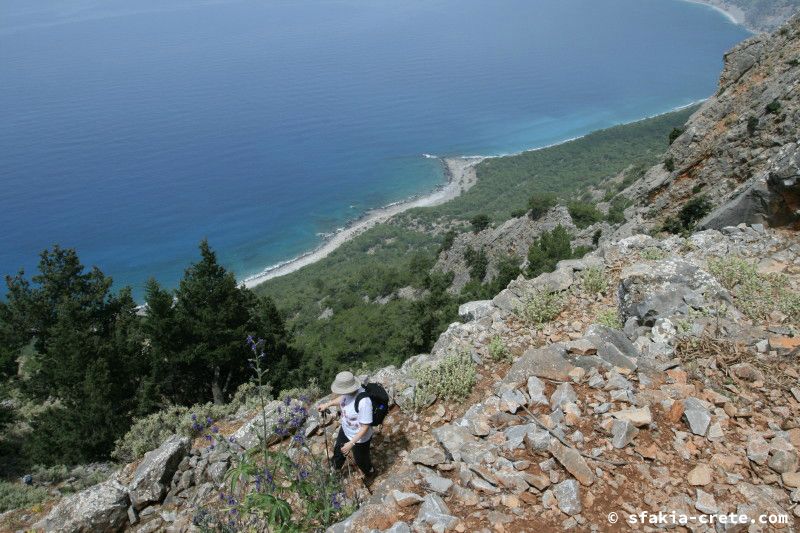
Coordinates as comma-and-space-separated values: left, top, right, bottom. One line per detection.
0, 0, 749, 299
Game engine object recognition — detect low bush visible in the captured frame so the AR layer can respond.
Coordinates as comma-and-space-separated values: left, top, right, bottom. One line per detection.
766, 99, 782, 115
470, 214, 491, 234
567, 201, 603, 228
708, 257, 800, 323
0, 481, 49, 513
668, 127, 685, 144
464, 246, 489, 282
488, 335, 511, 362
527, 225, 574, 278
640, 248, 666, 261
521, 291, 564, 325
747, 116, 759, 135
679, 196, 712, 229
414, 352, 477, 402
438, 230, 457, 254
664, 156, 675, 172
528, 194, 558, 220
582, 266, 609, 295
606, 196, 632, 224
596, 308, 623, 330
111, 382, 270, 463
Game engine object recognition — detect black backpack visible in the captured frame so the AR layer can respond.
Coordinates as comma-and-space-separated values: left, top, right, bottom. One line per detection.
355, 382, 390, 426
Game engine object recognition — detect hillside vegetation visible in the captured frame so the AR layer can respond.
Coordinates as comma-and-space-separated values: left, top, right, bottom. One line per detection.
256, 107, 695, 386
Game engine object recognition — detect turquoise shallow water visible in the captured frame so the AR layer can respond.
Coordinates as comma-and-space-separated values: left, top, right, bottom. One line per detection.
0, 0, 749, 298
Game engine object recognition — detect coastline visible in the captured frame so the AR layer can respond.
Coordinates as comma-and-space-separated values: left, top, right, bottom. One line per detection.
242, 99, 708, 288
680, 0, 748, 29
242, 156, 483, 287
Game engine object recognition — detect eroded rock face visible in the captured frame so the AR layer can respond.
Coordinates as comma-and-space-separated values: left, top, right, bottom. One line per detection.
34, 480, 130, 533
617, 16, 800, 235
129, 434, 190, 510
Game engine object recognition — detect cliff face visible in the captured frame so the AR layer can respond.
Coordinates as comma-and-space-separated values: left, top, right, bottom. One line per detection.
619, 15, 800, 234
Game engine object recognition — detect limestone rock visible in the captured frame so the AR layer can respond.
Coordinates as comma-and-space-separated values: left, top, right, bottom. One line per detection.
553, 479, 582, 516
129, 435, 190, 510
548, 439, 595, 486
409, 446, 447, 467
33, 480, 130, 533
504, 345, 574, 385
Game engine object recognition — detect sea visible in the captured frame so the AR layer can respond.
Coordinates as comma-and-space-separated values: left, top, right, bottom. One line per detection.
0, 0, 750, 299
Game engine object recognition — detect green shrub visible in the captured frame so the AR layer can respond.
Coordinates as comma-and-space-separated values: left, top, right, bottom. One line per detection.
606, 196, 632, 224
276, 380, 320, 404
664, 156, 675, 172
596, 308, 623, 329
438, 230, 457, 254
747, 116, 759, 135
582, 266, 609, 295
679, 196, 712, 229
464, 246, 489, 282
708, 257, 800, 324
521, 291, 564, 325
640, 248, 666, 261
567, 201, 603, 228
488, 335, 511, 362
528, 194, 558, 220
766, 99, 782, 115
0, 481, 49, 513
592, 229, 602, 246
112, 401, 232, 462
470, 214, 491, 234
669, 127, 685, 145
527, 225, 574, 278
661, 216, 683, 234
414, 352, 477, 402
510, 208, 527, 218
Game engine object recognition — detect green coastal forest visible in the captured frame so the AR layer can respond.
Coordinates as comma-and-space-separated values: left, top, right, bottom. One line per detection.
0, 106, 693, 494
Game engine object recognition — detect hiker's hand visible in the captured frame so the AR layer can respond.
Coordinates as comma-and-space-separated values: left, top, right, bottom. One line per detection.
342, 441, 354, 455
316, 403, 328, 413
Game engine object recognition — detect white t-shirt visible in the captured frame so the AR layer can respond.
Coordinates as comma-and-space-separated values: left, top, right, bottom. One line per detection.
340, 388, 373, 443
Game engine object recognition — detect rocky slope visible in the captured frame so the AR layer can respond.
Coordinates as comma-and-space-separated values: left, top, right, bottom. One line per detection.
616, 15, 800, 236
7, 222, 798, 533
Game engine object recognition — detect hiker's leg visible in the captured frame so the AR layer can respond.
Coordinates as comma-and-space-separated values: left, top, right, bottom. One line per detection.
332, 428, 347, 470
352, 439, 374, 475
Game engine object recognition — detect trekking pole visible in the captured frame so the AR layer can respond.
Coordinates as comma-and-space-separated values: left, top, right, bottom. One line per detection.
321, 409, 332, 469
344, 450, 361, 506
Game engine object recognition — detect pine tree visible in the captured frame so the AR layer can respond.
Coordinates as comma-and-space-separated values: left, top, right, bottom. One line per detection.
2, 246, 146, 464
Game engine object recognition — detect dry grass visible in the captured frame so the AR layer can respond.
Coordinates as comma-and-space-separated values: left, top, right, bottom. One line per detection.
675, 335, 796, 392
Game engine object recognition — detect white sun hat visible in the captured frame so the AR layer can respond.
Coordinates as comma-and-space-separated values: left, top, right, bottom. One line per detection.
331, 371, 360, 395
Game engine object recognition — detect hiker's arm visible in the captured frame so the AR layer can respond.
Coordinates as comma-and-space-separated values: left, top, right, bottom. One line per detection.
316, 396, 341, 412
341, 424, 370, 454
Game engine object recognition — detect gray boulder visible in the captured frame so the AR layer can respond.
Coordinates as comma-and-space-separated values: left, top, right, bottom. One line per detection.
408, 446, 447, 467
33, 480, 130, 532
458, 300, 495, 321
584, 324, 639, 370
414, 494, 457, 531
504, 345, 574, 385
618, 260, 730, 327
553, 479, 582, 516
129, 435, 190, 510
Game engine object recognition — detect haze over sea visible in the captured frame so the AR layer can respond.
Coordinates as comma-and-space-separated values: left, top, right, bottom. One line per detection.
0, 0, 749, 299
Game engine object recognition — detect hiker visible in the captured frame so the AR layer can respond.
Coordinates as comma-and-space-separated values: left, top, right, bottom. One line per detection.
316, 371, 377, 479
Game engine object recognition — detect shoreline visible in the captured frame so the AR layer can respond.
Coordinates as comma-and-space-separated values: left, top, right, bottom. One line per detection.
242, 156, 483, 287
680, 0, 749, 30
242, 99, 707, 288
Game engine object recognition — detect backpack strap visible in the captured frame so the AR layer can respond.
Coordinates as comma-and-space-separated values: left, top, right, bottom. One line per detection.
354, 390, 367, 413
